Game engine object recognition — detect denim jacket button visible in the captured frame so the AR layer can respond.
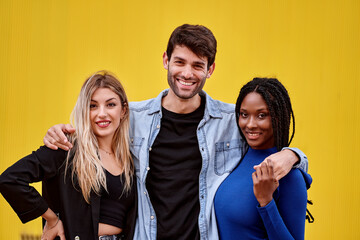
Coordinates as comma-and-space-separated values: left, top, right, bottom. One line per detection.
151, 215, 155, 220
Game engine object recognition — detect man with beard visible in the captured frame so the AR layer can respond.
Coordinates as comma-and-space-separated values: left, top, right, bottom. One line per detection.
44, 24, 308, 240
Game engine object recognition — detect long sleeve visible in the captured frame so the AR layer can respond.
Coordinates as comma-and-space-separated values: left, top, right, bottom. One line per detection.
257, 169, 312, 240
0, 146, 67, 223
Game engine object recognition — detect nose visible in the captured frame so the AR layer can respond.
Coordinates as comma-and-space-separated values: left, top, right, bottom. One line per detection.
182, 65, 193, 79
98, 105, 107, 118
246, 116, 257, 129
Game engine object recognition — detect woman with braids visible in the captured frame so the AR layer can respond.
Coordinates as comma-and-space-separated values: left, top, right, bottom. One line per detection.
0, 71, 136, 240
215, 78, 312, 239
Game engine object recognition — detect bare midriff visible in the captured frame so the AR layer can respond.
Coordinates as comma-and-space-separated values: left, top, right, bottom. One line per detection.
98, 223, 122, 236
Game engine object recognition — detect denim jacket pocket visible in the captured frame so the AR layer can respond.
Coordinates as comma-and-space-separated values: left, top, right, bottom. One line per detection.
215, 139, 242, 176
129, 137, 144, 161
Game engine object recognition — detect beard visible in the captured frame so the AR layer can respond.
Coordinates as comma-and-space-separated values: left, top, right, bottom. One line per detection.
167, 70, 206, 100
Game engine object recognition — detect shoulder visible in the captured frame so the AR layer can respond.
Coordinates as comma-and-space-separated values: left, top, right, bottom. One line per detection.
34, 145, 68, 158
211, 99, 235, 113
279, 169, 311, 191
129, 98, 156, 112
202, 91, 235, 116
32, 145, 69, 166
129, 90, 166, 113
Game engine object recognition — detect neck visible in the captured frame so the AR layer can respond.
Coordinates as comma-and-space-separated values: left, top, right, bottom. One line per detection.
97, 136, 113, 153
162, 90, 201, 114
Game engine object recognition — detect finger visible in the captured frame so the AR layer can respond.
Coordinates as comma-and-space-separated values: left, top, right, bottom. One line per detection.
263, 161, 271, 177
267, 159, 275, 177
53, 127, 69, 144
64, 124, 76, 134
51, 136, 72, 149
46, 133, 70, 150
255, 164, 263, 179
46, 131, 62, 148
44, 135, 70, 151
259, 162, 268, 176
252, 171, 258, 184
54, 142, 71, 151
43, 139, 58, 150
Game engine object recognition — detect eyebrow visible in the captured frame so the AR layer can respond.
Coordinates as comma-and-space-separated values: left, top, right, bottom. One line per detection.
240, 108, 268, 111
90, 97, 117, 103
173, 56, 206, 67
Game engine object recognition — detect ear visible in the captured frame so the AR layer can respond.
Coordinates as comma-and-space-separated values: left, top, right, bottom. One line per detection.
163, 52, 169, 70
206, 62, 215, 78
120, 102, 127, 119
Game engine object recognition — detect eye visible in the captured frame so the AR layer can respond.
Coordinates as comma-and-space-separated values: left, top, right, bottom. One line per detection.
240, 112, 248, 118
194, 64, 204, 70
107, 102, 116, 107
258, 113, 267, 119
90, 104, 97, 109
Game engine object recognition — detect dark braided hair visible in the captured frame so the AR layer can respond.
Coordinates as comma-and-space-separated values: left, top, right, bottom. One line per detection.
235, 78, 295, 151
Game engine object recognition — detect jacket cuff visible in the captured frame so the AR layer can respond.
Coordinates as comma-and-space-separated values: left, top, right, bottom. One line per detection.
18, 201, 48, 223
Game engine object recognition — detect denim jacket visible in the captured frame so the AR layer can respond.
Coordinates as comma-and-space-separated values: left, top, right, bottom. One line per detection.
129, 89, 308, 240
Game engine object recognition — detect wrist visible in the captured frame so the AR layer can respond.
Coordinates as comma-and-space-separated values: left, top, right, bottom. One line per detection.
258, 198, 272, 207
45, 213, 60, 229
283, 149, 299, 165
282, 148, 301, 166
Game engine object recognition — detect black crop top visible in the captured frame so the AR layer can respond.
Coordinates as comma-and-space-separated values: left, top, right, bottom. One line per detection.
99, 169, 136, 229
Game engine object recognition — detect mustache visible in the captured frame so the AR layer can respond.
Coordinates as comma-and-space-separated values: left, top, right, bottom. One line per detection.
176, 75, 196, 81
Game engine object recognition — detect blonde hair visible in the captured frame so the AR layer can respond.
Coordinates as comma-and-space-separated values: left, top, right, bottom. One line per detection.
66, 70, 133, 203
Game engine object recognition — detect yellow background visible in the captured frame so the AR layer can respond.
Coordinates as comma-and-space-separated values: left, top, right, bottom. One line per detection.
1, 0, 359, 239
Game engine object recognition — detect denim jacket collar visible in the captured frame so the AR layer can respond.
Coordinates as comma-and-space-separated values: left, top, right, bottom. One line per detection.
148, 89, 223, 119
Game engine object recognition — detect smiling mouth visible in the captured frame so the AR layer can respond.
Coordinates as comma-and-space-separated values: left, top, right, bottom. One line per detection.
178, 79, 195, 86
96, 121, 111, 127
246, 132, 261, 139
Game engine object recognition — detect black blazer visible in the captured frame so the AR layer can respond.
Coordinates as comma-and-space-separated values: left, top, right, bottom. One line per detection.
0, 146, 137, 240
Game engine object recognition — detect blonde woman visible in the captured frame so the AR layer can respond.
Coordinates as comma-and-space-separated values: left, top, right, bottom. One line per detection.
0, 71, 136, 240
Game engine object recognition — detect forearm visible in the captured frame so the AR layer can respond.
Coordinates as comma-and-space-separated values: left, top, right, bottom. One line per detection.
282, 147, 308, 172
257, 200, 296, 240
0, 160, 49, 223
258, 170, 309, 240
42, 208, 59, 228
0, 146, 65, 223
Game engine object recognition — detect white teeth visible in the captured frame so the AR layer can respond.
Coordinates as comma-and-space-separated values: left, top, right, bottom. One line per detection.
98, 122, 110, 126
179, 80, 193, 86
248, 133, 259, 136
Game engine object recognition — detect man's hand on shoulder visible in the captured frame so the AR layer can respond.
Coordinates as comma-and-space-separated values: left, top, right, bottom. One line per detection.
256, 149, 299, 181
43, 124, 75, 150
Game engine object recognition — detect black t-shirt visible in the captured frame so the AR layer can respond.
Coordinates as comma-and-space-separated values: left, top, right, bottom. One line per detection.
146, 97, 205, 240
99, 170, 136, 229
